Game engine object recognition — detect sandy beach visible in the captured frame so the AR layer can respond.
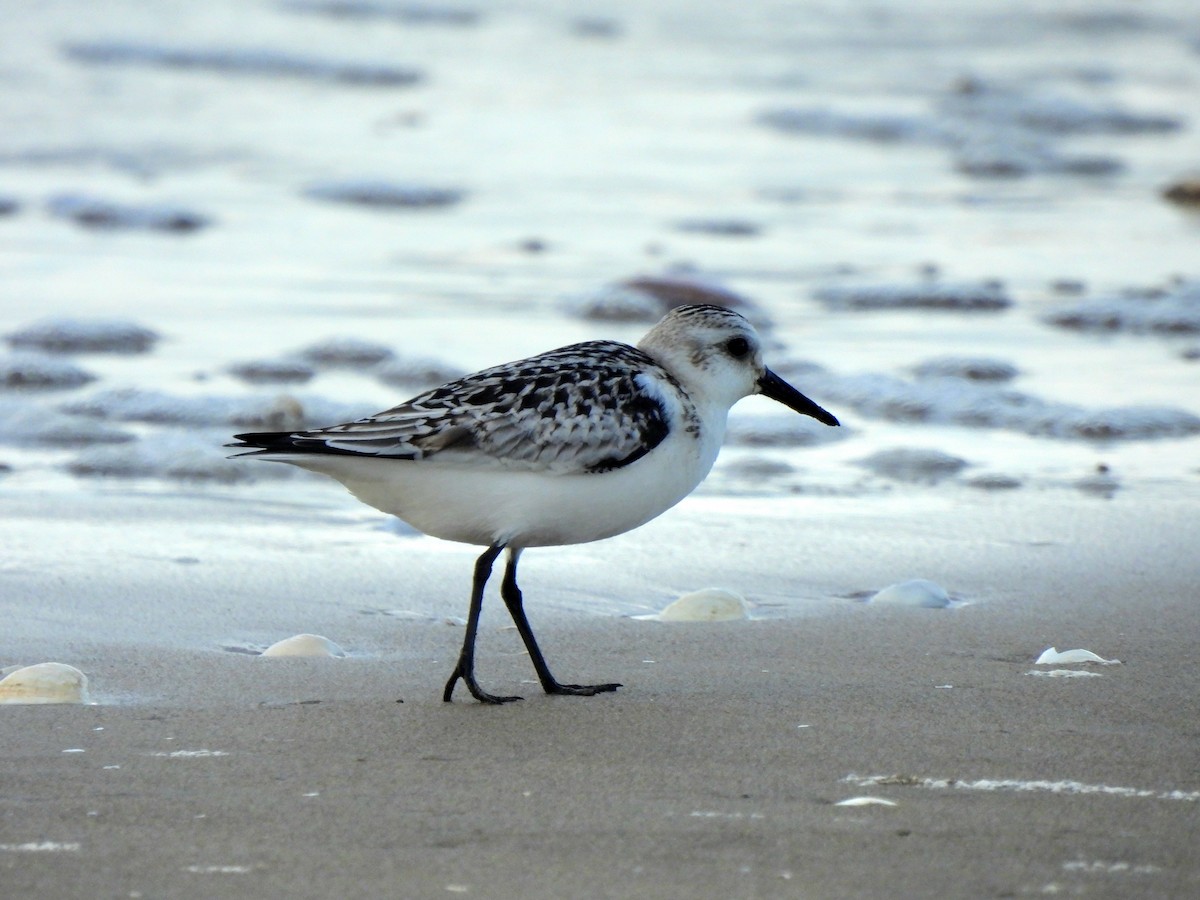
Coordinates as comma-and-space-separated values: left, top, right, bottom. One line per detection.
3, 0, 1200, 897
3, 485, 1198, 898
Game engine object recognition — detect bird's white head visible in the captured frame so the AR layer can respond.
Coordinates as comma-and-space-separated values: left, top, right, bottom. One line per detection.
637, 304, 839, 425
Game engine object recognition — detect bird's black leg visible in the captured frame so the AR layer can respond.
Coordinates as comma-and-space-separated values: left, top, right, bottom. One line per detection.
443, 544, 522, 704
500, 548, 621, 697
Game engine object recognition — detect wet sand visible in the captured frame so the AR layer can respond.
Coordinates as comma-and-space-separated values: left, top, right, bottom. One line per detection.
3, 487, 1198, 898
3, 5, 1199, 894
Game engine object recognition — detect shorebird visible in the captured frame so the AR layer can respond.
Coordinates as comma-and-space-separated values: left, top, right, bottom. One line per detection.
230, 304, 838, 703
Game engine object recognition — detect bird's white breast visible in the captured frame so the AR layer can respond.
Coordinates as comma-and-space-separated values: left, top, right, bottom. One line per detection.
282, 404, 725, 548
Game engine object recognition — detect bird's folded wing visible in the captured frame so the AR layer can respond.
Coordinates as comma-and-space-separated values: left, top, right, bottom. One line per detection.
239, 341, 675, 475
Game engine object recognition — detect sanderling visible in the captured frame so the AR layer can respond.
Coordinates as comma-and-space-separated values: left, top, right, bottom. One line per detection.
230, 304, 838, 703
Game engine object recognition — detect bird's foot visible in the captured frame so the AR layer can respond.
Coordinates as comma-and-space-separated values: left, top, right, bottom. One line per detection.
543, 681, 622, 697
470, 688, 524, 705
443, 669, 523, 704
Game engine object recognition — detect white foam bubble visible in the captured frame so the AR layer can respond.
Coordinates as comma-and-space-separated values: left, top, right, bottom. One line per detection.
0, 841, 82, 853
1062, 860, 1162, 875
149, 749, 229, 758
844, 773, 1200, 802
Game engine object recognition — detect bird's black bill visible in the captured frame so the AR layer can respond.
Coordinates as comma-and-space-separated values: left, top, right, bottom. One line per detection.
757, 369, 840, 426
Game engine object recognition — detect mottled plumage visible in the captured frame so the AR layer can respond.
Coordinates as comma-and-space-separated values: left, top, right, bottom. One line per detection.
230, 304, 838, 704
235, 341, 684, 474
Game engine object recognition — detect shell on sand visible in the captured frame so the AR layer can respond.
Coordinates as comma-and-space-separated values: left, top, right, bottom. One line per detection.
1034, 647, 1120, 666
260, 633, 345, 658
0, 662, 90, 704
869, 579, 951, 608
639, 588, 750, 622
835, 796, 898, 807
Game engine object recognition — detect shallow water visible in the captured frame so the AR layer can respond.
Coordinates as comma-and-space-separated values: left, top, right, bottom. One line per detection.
1, 1, 1198, 612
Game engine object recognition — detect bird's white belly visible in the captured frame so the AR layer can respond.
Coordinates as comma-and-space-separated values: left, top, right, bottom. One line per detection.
280, 427, 722, 548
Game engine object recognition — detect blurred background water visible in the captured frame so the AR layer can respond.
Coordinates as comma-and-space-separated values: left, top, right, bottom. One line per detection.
2, 0, 1199, 504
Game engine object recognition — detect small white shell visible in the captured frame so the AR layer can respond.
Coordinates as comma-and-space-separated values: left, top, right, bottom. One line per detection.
0, 662, 91, 704
835, 796, 898, 807
260, 634, 345, 658
1034, 647, 1120, 666
869, 579, 951, 608
642, 588, 750, 622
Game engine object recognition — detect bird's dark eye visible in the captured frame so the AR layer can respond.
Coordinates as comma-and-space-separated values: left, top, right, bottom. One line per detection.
725, 336, 751, 358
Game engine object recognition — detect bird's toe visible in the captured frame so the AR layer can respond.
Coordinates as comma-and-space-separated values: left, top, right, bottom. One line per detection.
545, 681, 622, 697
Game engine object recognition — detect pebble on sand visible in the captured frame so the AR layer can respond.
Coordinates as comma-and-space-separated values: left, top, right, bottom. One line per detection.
280, 1, 481, 28
911, 356, 1018, 382
374, 355, 467, 388
564, 274, 764, 324
47, 193, 210, 232
674, 218, 762, 237
1044, 280, 1200, 335
5, 318, 160, 354
1161, 178, 1200, 207
299, 337, 395, 369
0, 353, 96, 389
228, 358, 316, 385
302, 179, 465, 209
63, 41, 423, 87
813, 280, 1011, 312
855, 448, 969, 484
